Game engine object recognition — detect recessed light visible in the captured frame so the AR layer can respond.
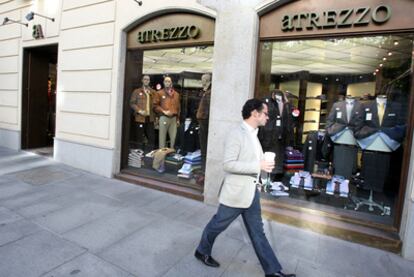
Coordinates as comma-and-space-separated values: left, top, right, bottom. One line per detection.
383, 57, 387, 61
394, 41, 399, 46
379, 64, 383, 67
375, 69, 379, 72
388, 52, 392, 56
373, 72, 377, 76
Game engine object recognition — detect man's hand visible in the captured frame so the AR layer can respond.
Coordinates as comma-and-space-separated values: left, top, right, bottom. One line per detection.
163, 110, 172, 116
260, 160, 275, 173
138, 110, 146, 115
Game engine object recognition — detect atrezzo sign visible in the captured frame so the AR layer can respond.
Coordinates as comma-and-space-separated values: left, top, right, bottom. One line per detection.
281, 5, 392, 32
137, 25, 201, 43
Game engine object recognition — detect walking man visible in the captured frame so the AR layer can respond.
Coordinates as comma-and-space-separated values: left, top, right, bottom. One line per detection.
195, 99, 295, 277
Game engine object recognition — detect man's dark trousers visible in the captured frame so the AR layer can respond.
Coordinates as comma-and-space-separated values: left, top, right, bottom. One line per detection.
196, 191, 282, 274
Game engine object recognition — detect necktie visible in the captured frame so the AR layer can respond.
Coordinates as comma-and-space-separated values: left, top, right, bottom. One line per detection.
378, 103, 385, 126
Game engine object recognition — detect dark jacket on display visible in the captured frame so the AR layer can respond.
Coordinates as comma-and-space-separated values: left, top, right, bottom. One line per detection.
130, 87, 156, 123
258, 96, 295, 173
326, 100, 363, 136
354, 100, 406, 143
302, 131, 333, 172
196, 86, 211, 120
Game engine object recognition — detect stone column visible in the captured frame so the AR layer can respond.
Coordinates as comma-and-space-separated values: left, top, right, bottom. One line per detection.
198, 0, 262, 205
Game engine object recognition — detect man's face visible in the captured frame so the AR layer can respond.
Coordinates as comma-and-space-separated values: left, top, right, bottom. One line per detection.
164, 77, 172, 88
257, 104, 269, 126
142, 76, 150, 86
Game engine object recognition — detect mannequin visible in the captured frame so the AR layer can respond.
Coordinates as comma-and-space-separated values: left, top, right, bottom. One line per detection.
196, 73, 212, 162
153, 76, 181, 149
130, 75, 155, 150
326, 95, 363, 179
354, 94, 406, 200
258, 89, 294, 179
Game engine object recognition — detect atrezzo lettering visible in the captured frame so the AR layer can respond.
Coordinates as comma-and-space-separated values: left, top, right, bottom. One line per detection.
137, 25, 201, 43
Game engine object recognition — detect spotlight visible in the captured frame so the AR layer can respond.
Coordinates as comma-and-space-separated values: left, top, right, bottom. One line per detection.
25, 12, 55, 22
2, 17, 28, 27
134, 0, 143, 6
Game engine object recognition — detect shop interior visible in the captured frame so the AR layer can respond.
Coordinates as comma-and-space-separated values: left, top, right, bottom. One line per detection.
257, 34, 413, 225
21, 45, 57, 157
123, 46, 213, 192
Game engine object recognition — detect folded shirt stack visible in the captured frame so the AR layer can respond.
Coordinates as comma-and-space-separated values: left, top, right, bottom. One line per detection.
289, 171, 313, 190
184, 150, 202, 165
178, 163, 193, 179
128, 149, 144, 168
284, 147, 304, 173
326, 175, 349, 198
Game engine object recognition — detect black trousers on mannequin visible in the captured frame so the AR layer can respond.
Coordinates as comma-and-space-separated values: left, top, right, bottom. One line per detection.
333, 144, 357, 179
135, 121, 154, 151
361, 151, 390, 192
198, 119, 209, 162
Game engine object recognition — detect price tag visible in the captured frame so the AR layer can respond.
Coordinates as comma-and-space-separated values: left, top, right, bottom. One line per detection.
366, 113, 372, 121
336, 111, 342, 119
276, 120, 281, 126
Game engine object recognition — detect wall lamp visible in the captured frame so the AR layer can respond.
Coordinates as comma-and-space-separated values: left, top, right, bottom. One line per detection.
25, 11, 55, 22
2, 17, 28, 27
134, 0, 143, 6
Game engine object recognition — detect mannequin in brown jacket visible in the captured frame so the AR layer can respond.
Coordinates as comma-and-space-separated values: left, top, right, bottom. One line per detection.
130, 75, 155, 150
153, 76, 181, 149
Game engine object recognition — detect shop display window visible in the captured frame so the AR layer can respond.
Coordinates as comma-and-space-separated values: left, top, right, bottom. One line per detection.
124, 46, 213, 191
256, 34, 413, 225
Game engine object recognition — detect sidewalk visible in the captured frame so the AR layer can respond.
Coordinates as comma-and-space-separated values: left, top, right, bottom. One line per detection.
1, 146, 414, 277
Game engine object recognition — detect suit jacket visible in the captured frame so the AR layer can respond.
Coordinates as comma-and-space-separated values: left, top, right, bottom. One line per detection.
354, 100, 406, 143
219, 123, 262, 208
130, 87, 155, 123
326, 100, 363, 136
258, 98, 295, 173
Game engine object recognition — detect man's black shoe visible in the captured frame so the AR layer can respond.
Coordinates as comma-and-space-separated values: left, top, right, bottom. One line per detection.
194, 250, 220, 267
265, 271, 296, 277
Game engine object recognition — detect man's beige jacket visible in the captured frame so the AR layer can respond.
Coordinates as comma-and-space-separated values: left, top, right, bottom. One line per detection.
219, 123, 263, 208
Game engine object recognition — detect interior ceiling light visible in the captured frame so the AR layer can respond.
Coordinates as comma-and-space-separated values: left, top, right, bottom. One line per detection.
379, 63, 383, 67
2, 17, 28, 26
25, 12, 54, 22
383, 57, 387, 61
388, 52, 393, 56
394, 41, 399, 46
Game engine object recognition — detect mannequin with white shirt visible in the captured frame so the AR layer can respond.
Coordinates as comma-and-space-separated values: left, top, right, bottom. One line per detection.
258, 89, 295, 179
326, 95, 363, 179
353, 94, 406, 213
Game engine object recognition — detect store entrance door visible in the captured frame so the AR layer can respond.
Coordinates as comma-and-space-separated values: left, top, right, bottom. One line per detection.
21, 44, 58, 156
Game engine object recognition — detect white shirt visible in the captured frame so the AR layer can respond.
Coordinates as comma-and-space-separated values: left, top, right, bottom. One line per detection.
243, 121, 263, 160
345, 99, 354, 123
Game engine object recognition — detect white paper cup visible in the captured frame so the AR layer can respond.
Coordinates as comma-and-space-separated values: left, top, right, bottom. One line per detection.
264, 152, 276, 162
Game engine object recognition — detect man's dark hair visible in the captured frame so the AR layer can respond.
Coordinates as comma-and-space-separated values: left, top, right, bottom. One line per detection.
242, 98, 266, 119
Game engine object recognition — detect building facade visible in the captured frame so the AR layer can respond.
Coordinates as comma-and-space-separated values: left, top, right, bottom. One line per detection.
1, 0, 414, 260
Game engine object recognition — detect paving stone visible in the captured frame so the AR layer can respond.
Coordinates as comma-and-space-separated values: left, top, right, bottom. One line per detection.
62, 207, 158, 253
99, 217, 202, 277
164, 235, 244, 277
116, 186, 166, 207
41, 252, 132, 277
32, 198, 124, 234
0, 181, 35, 200
0, 230, 85, 277
8, 165, 78, 186
0, 219, 43, 246
0, 207, 23, 224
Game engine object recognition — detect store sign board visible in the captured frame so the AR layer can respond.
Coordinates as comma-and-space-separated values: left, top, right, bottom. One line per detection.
260, 0, 414, 39
281, 5, 391, 32
137, 25, 201, 44
128, 13, 214, 49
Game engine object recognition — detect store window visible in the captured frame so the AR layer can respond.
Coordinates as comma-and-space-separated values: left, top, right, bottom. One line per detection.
256, 34, 413, 225
123, 46, 213, 191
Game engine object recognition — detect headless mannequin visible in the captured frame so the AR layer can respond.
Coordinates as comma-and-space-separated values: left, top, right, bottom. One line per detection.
197, 73, 212, 163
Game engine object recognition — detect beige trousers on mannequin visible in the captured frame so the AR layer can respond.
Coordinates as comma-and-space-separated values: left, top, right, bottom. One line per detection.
159, 115, 177, 149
